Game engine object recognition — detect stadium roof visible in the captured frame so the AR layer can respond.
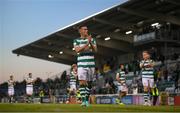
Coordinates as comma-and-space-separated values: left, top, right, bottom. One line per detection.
12, 0, 180, 65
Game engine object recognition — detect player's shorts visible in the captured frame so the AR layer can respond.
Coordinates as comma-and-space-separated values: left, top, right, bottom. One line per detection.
78, 67, 95, 81
142, 77, 154, 88
8, 87, 14, 96
70, 83, 76, 91
26, 85, 33, 95
117, 83, 128, 93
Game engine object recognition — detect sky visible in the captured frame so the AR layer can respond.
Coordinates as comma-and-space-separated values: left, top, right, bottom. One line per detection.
0, 0, 127, 83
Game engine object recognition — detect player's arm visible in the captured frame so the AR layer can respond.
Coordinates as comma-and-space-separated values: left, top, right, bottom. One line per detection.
89, 42, 97, 52
25, 78, 29, 84
116, 73, 120, 81
75, 75, 78, 80
26, 80, 30, 84
74, 74, 78, 79
8, 80, 10, 86
72, 71, 78, 79
139, 61, 144, 68
32, 79, 35, 84
148, 60, 155, 68
73, 39, 89, 53
74, 44, 89, 53
88, 35, 97, 52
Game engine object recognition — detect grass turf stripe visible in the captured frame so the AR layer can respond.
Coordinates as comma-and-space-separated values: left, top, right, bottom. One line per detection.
0, 104, 179, 112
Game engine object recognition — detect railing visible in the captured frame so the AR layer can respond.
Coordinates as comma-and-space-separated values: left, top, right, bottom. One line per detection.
134, 29, 180, 44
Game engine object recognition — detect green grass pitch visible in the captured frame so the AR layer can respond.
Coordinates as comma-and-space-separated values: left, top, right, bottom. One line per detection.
0, 103, 179, 112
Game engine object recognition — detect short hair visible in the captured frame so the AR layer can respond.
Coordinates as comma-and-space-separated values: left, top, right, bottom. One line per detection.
142, 50, 149, 54
72, 64, 77, 68
71, 64, 77, 70
78, 24, 87, 29
119, 64, 124, 67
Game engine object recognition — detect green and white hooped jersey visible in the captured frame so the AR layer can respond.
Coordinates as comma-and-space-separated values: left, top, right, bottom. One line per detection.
140, 59, 154, 78
70, 71, 77, 85
8, 80, 14, 88
26, 77, 33, 86
116, 69, 126, 84
73, 37, 96, 68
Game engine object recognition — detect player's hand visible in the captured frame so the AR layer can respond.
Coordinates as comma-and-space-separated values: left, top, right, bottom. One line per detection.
84, 45, 90, 51
145, 64, 152, 68
120, 81, 124, 84
87, 34, 92, 43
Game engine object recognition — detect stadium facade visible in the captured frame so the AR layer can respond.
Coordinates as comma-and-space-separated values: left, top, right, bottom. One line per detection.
12, 0, 180, 70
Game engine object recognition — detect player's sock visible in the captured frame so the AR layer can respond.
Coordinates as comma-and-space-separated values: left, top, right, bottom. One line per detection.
119, 94, 126, 105
118, 96, 121, 103
115, 98, 120, 104
85, 86, 90, 101
86, 81, 92, 103
11, 97, 13, 103
31, 96, 33, 103
9, 97, 11, 103
120, 96, 124, 104
28, 96, 31, 103
144, 92, 149, 103
27, 97, 29, 103
79, 84, 86, 105
119, 96, 125, 105
85, 86, 90, 106
148, 89, 153, 105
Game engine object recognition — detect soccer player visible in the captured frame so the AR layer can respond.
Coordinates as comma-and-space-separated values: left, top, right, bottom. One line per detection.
69, 64, 78, 95
140, 51, 155, 106
8, 75, 15, 103
116, 64, 128, 105
73, 25, 97, 107
25, 73, 34, 103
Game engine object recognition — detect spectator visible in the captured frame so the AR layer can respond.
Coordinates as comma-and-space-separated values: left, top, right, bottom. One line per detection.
103, 61, 111, 73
